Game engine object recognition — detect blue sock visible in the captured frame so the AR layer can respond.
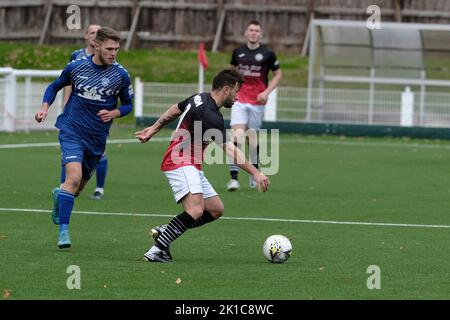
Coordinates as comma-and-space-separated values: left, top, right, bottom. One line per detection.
60, 166, 66, 184
58, 190, 74, 229
96, 157, 108, 189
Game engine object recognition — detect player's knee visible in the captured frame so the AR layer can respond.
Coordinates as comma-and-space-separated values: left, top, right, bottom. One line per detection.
232, 128, 246, 144
210, 203, 224, 219
211, 209, 224, 220
188, 207, 204, 220
247, 132, 258, 147
235, 134, 246, 147
63, 175, 82, 193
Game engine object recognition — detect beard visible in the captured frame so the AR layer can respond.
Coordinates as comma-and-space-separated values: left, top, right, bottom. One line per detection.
223, 98, 234, 109
98, 50, 113, 65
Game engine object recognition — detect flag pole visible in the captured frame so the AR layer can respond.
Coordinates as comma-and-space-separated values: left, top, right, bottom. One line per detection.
198, 42, 208, 93
199, 62, 204, 93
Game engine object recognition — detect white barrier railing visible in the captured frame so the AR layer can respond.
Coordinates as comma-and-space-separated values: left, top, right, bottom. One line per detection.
3, 68, 450, 132
0, 70, 145, 132
139, 82, 450, 128
0, 68, 63, 132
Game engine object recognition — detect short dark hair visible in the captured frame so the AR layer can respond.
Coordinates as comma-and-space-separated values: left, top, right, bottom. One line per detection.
247, 20, 261, 28
95, 27, 121, 43
212, 69, 244, 91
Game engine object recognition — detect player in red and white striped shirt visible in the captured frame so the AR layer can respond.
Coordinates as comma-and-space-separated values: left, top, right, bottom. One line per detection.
135, 69, 270, 263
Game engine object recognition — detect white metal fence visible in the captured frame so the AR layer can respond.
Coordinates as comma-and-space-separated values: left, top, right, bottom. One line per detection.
3, 68, 450, 132
139, 82, 450, 128
0, 68, 63, 132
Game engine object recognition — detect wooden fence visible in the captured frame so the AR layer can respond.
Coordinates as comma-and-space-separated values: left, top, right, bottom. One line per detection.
1, 0, 450, 52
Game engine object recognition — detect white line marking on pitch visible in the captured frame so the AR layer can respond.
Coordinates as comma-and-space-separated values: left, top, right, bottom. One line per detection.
0, 137, 170, 149
0, 208, 449, 229
281, 139, 450, 149
1, 137, 449, 150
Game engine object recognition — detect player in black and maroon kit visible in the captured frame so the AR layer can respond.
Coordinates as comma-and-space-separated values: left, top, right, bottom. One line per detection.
227, 20, 282, 191
135, 69, 270, 263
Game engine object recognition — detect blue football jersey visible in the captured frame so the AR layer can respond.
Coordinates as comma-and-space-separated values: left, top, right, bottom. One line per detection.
69, 48, 89, 62
43, 55, 133, 150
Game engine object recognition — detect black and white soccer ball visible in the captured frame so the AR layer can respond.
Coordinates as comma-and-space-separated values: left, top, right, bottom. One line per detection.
262, 235, 292, 263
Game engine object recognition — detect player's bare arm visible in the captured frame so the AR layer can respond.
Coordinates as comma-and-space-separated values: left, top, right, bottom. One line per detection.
257, 68, 282, 105
135, 103, 182, 143
223, 141, 270, 192
35, 103, 50, 123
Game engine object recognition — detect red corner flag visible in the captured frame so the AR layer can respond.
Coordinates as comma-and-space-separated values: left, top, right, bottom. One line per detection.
198, 42, 208, 70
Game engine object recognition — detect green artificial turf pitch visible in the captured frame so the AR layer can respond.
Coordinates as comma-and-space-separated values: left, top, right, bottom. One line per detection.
1, 127, 449, 299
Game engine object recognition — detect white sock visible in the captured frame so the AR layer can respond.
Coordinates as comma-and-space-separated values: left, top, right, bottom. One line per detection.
95, 188, 104, 194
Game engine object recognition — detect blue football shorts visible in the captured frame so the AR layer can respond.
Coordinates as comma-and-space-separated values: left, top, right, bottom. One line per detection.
59, 130, 103, 181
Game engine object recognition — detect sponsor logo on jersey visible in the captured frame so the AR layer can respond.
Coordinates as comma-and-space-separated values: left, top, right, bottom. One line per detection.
101, 78, 110, 87
238, 64, 262, 77
78, 87, 106, 102
193, 95, 203, 107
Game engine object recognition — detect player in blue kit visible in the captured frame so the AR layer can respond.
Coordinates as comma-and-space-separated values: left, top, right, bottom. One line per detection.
61, 24, 109, 200
35, 27, 133, 249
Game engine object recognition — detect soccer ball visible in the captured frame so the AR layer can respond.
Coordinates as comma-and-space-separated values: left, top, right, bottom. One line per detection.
262, 235, 292, 263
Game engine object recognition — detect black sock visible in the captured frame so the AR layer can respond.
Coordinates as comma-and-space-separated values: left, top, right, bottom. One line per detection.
229, 142, 240, 180
257, 144, 260, 166
188, 211, 216, 229
253, 144, 260, 169
156, 211, 195, 249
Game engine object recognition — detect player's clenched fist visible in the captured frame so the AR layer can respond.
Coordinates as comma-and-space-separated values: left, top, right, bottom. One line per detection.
35, 105, 49, 123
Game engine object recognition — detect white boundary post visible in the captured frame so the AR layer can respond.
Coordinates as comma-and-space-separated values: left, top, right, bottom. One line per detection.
24, 76, 32, 133
419, 70, 426, 127
4, 72, 16, 132
198, 63, 204, 93
369, 68, 375, 125
264, 88, 278, 122
134, 77, 143, 118
306, 20, 317, 122
401, 86, 414, 127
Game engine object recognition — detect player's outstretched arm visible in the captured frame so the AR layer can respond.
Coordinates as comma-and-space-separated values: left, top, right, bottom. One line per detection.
135, 103, 182, 143
35, 66, 72, 123
222, 141, 270, 192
